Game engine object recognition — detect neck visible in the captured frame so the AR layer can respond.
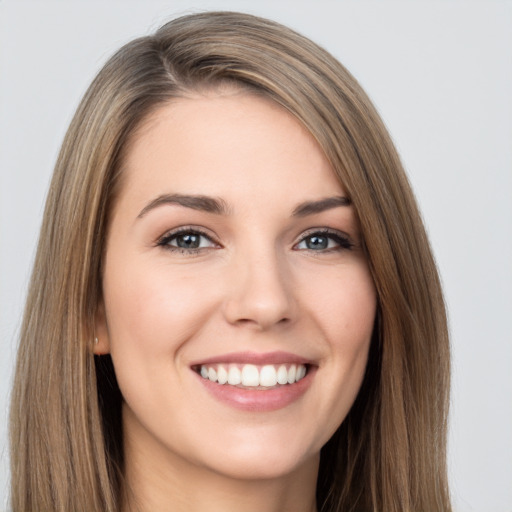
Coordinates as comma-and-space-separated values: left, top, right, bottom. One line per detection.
121, 417, 319, 512
124, 464, 318, 512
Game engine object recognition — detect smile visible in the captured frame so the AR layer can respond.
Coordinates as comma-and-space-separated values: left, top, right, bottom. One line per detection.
197, 363, 308, 388
190, 352, 316, 412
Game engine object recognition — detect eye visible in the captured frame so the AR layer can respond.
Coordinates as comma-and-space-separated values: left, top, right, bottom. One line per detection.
295, 229, 353, 252
157, 228, 218, 253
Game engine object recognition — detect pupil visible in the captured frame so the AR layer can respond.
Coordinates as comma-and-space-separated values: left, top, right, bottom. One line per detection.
307, 235, 328, 250
177, 234, 200, 249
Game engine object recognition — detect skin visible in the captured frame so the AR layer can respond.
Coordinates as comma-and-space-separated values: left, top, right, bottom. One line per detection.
95, 90, 377, 512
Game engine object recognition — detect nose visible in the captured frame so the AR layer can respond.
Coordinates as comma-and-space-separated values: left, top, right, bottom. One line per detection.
222, 248, 297, 330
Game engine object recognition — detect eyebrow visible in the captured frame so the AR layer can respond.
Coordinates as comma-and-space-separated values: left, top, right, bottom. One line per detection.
137, 193, 351, 219
137, 194, 230, 218
292, 196, 351, 217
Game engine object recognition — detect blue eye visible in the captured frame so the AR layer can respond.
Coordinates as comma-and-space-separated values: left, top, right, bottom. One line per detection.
295, 230, 353, 252
158, 229, 217, 252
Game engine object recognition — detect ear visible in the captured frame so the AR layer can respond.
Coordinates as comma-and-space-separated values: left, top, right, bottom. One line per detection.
94, 298, 111, 355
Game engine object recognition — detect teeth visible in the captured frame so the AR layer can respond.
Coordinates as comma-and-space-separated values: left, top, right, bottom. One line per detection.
228, 366, 241, 385
277, 365, 288, 385
287, 364, 297, 384
217, 365, 228, 384
199, 363, 308, 387
259, 365, 277, 387
208, 367, 217, 382
241, 364, 259, 386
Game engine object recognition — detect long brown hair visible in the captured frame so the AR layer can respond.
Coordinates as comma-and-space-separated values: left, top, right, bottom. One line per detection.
10, 11, 451, 511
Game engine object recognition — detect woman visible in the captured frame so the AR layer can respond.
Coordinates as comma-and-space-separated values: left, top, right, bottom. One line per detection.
9, 11, 451, 512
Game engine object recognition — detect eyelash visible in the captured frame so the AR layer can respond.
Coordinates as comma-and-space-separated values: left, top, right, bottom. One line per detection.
295, 229, 354, 253
156, 227, 354, 255
156, 227, 218, 254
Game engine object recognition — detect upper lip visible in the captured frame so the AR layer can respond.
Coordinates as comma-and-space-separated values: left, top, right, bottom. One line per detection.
190, 351, 314, 367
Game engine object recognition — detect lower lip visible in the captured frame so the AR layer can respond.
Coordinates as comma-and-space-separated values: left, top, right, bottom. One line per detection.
194, 368, 315, 412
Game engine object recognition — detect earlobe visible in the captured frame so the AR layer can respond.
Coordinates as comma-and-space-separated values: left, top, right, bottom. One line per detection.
94, 299, 111, 355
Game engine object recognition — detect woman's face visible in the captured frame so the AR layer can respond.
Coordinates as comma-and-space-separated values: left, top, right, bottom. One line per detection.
96, 91, 376, 481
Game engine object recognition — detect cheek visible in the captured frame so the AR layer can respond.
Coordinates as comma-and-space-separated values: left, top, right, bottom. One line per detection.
304, 261, 375, 415
103, 258, 219, 355
289, 262, 376, 451
305, 262, 377, 351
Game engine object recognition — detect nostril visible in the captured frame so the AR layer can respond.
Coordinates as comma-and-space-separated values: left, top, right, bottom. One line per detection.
233, 316, 291, 329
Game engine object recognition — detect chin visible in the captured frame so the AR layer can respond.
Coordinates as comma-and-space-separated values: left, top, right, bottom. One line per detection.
192, 430, 322, 482
205, 450, 319, 482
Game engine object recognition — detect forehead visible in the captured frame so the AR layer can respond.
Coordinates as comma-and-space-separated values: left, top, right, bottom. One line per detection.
117, 91, 346, 212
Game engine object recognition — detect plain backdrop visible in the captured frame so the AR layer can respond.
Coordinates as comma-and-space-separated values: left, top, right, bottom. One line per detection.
1, 1, 511, 511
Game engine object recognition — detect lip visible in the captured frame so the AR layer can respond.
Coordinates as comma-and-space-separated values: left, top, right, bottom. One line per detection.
191, 351, 317, 412
190, 350, 313, 366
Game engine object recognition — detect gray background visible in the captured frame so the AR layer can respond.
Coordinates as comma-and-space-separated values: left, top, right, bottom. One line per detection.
1, 1, 511, 510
